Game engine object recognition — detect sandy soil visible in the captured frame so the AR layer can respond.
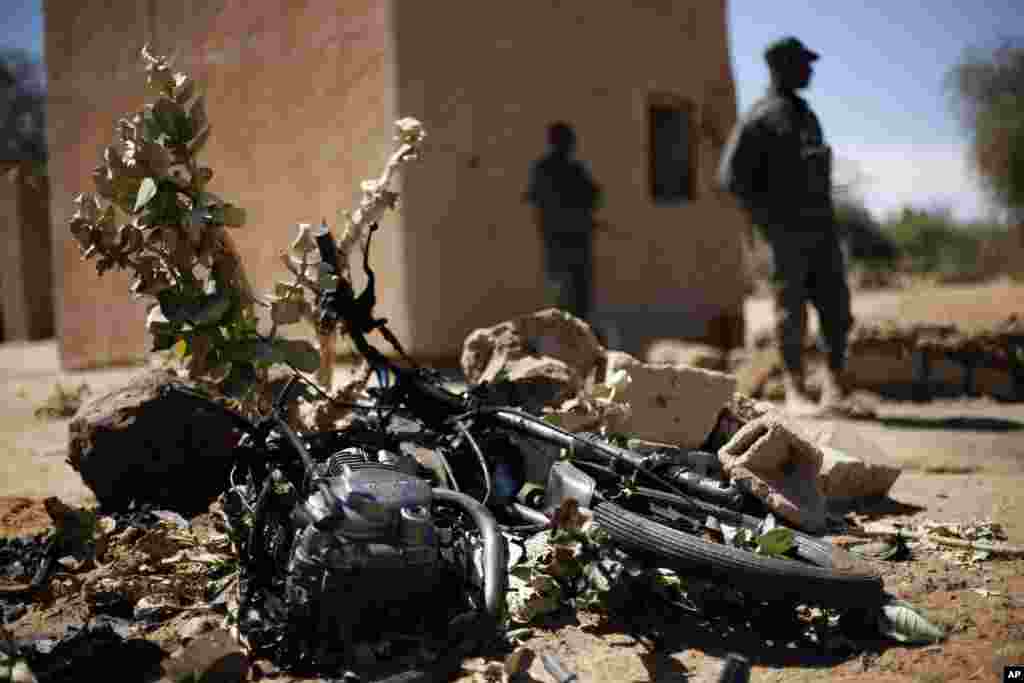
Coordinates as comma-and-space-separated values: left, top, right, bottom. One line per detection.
1, 281, 1023, 682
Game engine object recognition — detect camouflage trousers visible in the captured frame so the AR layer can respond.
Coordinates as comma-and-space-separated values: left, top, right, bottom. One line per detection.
762, 226, 853, 375
541, 231, 592, 321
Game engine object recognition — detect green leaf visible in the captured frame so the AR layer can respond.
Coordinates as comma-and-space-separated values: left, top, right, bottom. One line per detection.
219, 204, 246, 228
140, 109, 164, 143
878, 600, 946, 644
273, 338, 321, 373
755, 527, 795, 557
157, 288, 193, 325
221, 362, 257, 399
221, 338, 320, 373
188, 126, 211, 157
196, 191, 225, 209
209, 203, 246, 228
221, 339, 275, 364
191, 287, 232, 326
151, 333, 177, 352
173, 339, 188, 359
506, 628, 534, 643
134, 177, 158, 212
542, 413, 564, 428
851, 539, 903, 561
152, 97, 193, 145
510, 566, 534, 582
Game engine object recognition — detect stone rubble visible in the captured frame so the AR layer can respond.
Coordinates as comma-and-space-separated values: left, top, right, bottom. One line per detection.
1, 307, 924, 680
718, 416, 829, 534
67, 369, 239, 514
603, 350, 736, 449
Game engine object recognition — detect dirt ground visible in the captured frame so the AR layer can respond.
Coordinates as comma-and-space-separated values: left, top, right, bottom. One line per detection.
1, 281, 1023, 682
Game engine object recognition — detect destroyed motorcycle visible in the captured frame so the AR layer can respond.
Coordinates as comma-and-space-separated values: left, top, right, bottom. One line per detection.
176, 222, 882, 672
310, 221, 883, 609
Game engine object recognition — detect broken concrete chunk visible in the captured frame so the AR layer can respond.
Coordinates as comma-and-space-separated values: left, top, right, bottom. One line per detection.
460, 308, 605, 404
644, 340, 728, 372
718, 417, 827, 533
818, 446, 901, 502
160, 628, 247, 683
604, 351, 736, 448
67, 369, 239, 513
810, 424, 901, 501
702, 393, 778, 452
177, 615, 221, 645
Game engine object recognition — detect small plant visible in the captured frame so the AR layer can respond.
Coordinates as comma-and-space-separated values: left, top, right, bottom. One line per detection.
67, 45, 307, 404
206, 555, 239, 580
66, 45, 425, 413
33, 382, 91, 419
267, 116, 425, 391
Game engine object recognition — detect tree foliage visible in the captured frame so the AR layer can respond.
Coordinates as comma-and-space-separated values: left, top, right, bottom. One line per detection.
834, 197, 897, 267
948, 39, 1024, 212
0, 48, 47, 174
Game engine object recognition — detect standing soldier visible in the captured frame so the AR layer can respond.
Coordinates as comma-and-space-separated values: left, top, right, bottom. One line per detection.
525, 122, 602, 322
719, 37, 853, 415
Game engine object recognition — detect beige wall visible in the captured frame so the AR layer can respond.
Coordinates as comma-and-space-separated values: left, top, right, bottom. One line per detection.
45, 0, 746, 369
0, 168, 55, 341
394, 0, 747, 358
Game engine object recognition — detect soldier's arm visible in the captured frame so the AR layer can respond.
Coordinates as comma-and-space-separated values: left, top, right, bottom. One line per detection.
524, 161, 541, 204
719, 118, 769, 212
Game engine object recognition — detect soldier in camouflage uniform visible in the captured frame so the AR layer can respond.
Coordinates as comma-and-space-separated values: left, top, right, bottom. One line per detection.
719, 37, 853, 414
525, 122, 602, 322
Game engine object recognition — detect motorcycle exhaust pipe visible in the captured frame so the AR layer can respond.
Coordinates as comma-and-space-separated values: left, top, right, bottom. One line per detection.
432, 488, 508, 623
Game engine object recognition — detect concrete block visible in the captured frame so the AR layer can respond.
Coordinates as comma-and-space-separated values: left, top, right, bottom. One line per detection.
718, 416, 827, 533
461, 309, 605, 392
604, 350, 736, 449
644, 339, 728, 372
810, 424, 901, 502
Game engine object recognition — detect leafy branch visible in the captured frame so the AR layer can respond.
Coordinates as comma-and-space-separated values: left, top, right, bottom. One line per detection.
66, 46, 321, 404
67, 45, 426, 415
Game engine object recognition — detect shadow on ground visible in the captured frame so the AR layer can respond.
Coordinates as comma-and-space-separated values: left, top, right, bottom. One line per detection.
582, 605, 885, 677
874, 415, 1024, 432
831, 497, 927, 522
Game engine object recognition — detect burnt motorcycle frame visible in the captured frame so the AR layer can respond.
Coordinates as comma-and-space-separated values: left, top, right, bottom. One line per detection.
164, 221, 884, 672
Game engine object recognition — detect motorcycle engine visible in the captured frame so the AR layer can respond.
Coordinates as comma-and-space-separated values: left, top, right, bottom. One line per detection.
285, 447, 441, 636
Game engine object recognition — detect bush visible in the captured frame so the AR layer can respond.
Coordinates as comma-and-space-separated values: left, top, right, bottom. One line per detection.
881, 206, 1016, 283
835, 199, 898, 267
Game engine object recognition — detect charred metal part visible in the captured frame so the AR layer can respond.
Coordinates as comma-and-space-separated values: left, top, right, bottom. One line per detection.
507, 503, 551, 528
544, 462, 596, 513
482, 408, 699, 502
281, 443, 442, 649
15, 619, 164, 683
455, 420, 492, 505
660, 466, 745, 511
717, 653, 751, 683
432, 488, 507, 622
0, 533, 56, 601
300, 465, 433, 539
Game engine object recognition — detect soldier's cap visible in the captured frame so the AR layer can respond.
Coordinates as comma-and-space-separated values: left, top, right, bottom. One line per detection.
764, 37, 820, 66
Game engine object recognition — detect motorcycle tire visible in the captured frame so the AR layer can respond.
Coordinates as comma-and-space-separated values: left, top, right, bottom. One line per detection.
631, 487, 838, 570
594, 501, 885, 609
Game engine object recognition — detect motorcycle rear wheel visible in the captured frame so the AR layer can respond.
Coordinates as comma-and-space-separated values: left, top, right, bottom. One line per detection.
593, 500, 884, 609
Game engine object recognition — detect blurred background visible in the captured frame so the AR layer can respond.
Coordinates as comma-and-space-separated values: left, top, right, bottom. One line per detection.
1, 1, 1021, 366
